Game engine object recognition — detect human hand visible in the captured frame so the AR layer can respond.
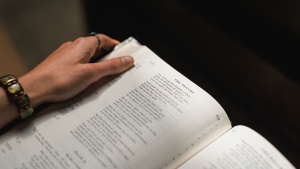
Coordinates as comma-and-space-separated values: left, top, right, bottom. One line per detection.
19, 34, 134, 108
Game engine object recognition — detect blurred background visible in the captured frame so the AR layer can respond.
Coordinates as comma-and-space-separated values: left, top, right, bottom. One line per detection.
0, 0, 299, 167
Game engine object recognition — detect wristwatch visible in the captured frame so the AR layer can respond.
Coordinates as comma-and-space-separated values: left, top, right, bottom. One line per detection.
0, 74, 34, 120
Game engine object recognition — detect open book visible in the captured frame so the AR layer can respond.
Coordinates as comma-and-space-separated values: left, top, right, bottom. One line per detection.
0, 37, 295, 169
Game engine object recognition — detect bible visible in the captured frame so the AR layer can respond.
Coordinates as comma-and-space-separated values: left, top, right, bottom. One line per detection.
0, 37, 295, 169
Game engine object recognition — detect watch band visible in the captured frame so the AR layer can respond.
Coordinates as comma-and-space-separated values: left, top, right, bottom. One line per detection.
0, 74, 34, 120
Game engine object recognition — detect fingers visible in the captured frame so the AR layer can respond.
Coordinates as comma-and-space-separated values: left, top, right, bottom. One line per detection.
90, 34, 120, 60
87, 56, 134, 82
86, 33, 119, 52
98, 34, 120, 51
69, 33, 119, 63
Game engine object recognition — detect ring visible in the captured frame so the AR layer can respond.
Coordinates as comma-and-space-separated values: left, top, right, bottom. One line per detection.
88, 32, 101, 49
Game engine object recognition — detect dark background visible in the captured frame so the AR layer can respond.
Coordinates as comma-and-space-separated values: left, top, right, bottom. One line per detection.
83, 0, 300, 167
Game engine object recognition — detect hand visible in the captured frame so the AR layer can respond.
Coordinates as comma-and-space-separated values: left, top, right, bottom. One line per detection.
19, 34, 134, 107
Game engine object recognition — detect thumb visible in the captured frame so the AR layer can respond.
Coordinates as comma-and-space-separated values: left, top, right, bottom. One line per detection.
93, 56, 134, 77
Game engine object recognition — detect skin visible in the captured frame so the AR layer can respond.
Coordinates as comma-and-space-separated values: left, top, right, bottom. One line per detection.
0, 34, 134, 129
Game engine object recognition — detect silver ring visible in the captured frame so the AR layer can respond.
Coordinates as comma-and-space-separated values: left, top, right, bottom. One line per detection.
88, 32, 101, 49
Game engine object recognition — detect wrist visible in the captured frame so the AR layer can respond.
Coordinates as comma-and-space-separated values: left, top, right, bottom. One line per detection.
19, 74, 46, 108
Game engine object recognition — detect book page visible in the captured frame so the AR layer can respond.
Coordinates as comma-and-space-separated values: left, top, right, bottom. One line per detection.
0, 38, 231, 169
178, 125, 295, 169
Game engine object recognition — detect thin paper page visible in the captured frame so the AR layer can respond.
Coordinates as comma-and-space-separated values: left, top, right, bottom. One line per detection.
178, 125, 295, 169
0, 39, 231, 169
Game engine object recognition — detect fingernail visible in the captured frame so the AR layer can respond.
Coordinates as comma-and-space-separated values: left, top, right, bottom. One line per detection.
121, 56, 134, 67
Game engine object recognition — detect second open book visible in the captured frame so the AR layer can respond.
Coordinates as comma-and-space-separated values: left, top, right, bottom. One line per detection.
0, 37, 295, 168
